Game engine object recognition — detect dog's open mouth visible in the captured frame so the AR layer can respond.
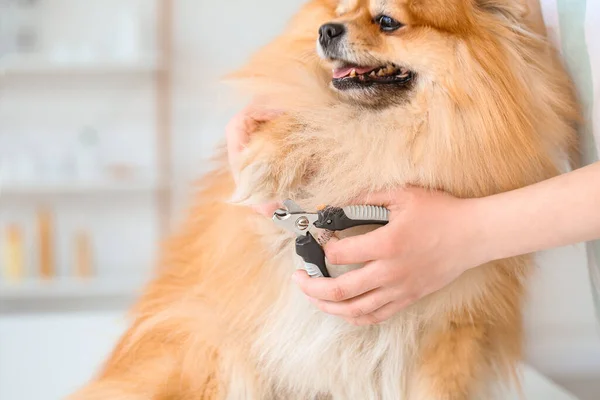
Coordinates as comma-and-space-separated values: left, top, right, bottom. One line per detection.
331, 63, 413, 91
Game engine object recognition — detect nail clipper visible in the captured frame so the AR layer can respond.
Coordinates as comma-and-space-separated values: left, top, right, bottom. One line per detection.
272, 200, 390, 278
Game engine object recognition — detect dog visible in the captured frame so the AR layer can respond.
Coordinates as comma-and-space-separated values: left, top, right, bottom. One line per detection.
70, 0, 579, 399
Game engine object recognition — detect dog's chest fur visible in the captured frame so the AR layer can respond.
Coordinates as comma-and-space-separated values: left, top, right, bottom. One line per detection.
235, 246, 421, 400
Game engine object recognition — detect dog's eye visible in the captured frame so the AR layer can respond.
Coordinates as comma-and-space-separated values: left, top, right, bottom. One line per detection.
375, 15, 403, 32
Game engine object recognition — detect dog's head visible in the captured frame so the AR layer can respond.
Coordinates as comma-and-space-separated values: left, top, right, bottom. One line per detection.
315, 0, 532, 108
317, 2, 416, 107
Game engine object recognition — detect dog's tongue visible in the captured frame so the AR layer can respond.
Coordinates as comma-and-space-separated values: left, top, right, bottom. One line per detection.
333, 66, 376, 79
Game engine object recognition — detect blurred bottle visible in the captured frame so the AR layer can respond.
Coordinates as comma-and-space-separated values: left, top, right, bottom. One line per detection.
2, 224, 25, 283
14, 0, 42, 55
37, 208, 55, 280
74, 230, 94, 279
40, 145, 71, 184
0, 0, 17, 56
114, 4, 141, 62
14, 25, 38, 54
2, 133, 37, 185
13, 152, 37, 184
75, 126, 102, 182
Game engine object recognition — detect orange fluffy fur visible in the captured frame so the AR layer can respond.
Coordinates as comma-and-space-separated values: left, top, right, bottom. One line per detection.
70, 0, 579, 399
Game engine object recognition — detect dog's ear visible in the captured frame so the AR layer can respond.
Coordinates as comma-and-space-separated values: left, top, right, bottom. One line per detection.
475, 0, 528, 20
475, 0, 547, 34
409, 0, 544, 34
407, 0, 475, 32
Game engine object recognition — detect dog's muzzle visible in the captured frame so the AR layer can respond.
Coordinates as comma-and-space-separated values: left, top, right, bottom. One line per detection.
318, 23, 346, 53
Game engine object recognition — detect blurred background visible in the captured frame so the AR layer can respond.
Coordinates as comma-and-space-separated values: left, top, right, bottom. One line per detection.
0, 1, 598, 399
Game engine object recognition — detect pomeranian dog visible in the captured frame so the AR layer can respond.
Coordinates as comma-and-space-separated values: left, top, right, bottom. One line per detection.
71, 0, 579, 399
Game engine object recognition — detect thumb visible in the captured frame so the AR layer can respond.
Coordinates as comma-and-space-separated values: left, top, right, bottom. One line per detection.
324, 225, 393, 266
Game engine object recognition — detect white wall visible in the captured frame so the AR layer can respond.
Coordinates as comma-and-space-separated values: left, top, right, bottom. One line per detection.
1, 1, 599, 399
169, 0, 309, 217
525, 246, 600, 377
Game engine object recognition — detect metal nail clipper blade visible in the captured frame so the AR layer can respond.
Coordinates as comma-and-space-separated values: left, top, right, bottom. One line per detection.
272, 200, 390, 278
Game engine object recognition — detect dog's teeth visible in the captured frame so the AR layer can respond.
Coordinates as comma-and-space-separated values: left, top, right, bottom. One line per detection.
369, 71, 376, 77
386, 65, 395, 73
350, 69, 357, 78
377, 69, 386, 77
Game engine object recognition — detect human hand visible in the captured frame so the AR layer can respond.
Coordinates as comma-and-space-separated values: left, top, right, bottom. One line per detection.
293, 188, 487, 326
226, 103, 282, 217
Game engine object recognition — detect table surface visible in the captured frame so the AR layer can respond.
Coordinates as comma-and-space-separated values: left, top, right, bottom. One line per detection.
0, 311, 580, 400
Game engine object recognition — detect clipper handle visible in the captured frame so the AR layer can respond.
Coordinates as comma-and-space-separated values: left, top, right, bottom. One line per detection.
295, 233, 330, 278
314, 205, 389, 231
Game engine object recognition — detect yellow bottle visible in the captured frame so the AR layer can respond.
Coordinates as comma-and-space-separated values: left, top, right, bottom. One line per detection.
37, 209, 55, 280
74, 230, 94, 279
2, 225, 25, 282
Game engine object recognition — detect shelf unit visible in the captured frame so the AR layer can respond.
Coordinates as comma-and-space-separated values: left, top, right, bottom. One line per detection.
0, 54, 164, 76
0, 277, 145, 300
0, 180, 168, 195
0, 0, 174, 308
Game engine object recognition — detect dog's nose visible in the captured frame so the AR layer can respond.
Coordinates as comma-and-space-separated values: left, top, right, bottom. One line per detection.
319, 23, 346, 47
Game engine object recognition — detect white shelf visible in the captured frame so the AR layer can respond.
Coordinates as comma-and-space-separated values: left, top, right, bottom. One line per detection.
0, 180, 168, 195
0, 277, 145, 300
0, 54, 163, 76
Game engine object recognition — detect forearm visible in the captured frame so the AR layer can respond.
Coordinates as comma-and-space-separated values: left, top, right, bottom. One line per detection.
471, 162, 600, 264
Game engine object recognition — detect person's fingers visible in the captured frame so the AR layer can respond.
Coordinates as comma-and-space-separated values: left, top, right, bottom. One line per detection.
307, 288, 394, 319
247, 107, 283, 122
226, 105, 283, 181
226, 104, 275, 156
251, 202, 282, 218
226, 112, 255, 173
346, 299, 407, 326
224, 103, 284, 217
324, 226, 396, 266
293, 263, 385, 302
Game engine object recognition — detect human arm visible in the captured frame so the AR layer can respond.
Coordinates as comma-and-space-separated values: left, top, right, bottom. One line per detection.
294, 161, 600, 325
471, 161, 600, 262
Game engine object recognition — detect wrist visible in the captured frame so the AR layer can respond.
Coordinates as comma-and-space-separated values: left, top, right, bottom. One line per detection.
459, 197, 497, 269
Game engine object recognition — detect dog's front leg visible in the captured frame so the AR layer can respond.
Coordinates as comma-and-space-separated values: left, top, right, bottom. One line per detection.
230, 116, 313, 206
408, 312, 491, 400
